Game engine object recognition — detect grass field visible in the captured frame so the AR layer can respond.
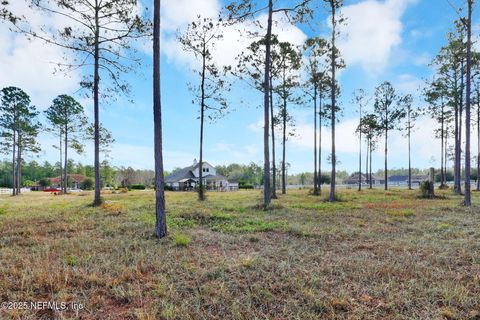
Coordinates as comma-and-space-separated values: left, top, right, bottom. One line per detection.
0, 188, 479, 319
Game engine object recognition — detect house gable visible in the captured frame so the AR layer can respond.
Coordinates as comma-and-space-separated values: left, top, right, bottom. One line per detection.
192, 162, 216, 178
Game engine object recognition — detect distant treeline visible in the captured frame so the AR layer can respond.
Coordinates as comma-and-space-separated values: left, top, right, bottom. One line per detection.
6, 159, 478, 189
213, 163, 479, 186
0, 159, 155, 189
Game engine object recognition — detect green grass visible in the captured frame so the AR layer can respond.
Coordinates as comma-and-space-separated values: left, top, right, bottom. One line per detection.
173, 233, 191, 247
0, 188, 479, 319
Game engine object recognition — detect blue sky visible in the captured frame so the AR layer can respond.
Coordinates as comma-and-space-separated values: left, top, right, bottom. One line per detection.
0, 0, 476, 174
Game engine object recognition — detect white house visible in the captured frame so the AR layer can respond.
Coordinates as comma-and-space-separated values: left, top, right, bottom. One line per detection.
165, 160, 238, 191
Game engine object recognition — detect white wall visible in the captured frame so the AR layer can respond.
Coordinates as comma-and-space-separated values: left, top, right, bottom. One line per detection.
192, 162, 216, 177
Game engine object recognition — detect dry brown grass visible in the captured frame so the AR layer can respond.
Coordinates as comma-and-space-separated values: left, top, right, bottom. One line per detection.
0, 188, 479, 319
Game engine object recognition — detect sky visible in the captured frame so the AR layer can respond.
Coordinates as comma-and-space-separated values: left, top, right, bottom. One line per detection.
0, 0, 476, 174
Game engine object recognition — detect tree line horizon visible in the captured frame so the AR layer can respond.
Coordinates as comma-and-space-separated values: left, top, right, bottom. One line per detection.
0, 0, 477, 239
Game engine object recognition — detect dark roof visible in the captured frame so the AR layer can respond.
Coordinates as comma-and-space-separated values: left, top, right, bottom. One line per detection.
165, 162, 217, 183
165, 165, 195, 183
203, 174, 227, 181
412, 175, 428, 181
388, 175, 408, 182
343, 173, 368, 183
48, 174, 87, 184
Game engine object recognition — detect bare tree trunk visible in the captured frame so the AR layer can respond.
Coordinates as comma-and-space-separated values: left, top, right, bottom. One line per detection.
93, 1, 102, 206
154, 0, 166, 238
445, 130, 449, 185
329, 1, 337, 202
59, 130, 63, 192
408, 108, 412, 190
270, 76, 277, 199
16, 141, 21, 194
64, 121, 68, 194
198, 45, 206, 202
464, 0, 472, 206
365, 136, 369, 185
313, 84, 319, 195
369, 138, 373, 189
477, 90, 480, 191
454, 78, 460, 194
384, 123, 388, 191
358, 103, 362, 191
281, 97, 286, 195
441, 101, 445, 187
262, 0, 273, 208
459, 60, 464, 194
12, 128, 16, 196
318, 92, 322, 194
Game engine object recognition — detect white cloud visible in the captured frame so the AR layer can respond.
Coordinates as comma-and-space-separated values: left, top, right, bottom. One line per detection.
290, 117, 361, 154
160, 0, 307, 70
395, 73, 423, 95
161, 0, 220, 31
338, 0, 417, 73
210, 142, 260, 165
0, 2, 81, 108
30, 130, 196, 171
412, 52, 431, 67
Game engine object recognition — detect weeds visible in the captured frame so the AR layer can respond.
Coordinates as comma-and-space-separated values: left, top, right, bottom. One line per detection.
0, 189, 479, 319
173, 233, 191, 247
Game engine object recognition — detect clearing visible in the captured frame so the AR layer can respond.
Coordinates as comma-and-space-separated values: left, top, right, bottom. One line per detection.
0, 189, 479, 319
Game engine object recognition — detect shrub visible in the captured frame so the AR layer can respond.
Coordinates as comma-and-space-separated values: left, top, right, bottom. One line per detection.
239, 183, 254, 190
128, 184, 146, 190
39, 178, 51, 187
420, 181, 433, 198
23, 180, 35, 187
81, 178, 94, 190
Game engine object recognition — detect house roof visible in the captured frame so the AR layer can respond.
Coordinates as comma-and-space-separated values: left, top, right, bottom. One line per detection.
165, 161, 218, 183
412, 175, 428, 181
203, 174, 227, 181
48, 174, 87, 184
165, 165, 196, 183
343, 173, 368, 183
389, 175, 408, 182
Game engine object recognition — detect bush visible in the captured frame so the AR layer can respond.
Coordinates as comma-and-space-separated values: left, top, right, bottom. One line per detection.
81, 178, 94, 190
239, 183, 254, 190
39, 178, 52, 187
23, 180, 36, 187
319, 174, 331, 185
420, 181, 434, 198
128, 184, 146, 190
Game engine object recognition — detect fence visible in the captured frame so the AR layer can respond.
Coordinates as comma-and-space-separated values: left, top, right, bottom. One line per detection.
0, 188, 32, 195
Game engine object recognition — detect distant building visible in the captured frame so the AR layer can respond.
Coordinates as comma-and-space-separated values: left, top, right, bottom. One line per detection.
49, 174, 87, 190
344, 173, 427, 187
343, 173, 369, 185
165, 160, 238, 191
388, 175, 409, 185
389, 175, 428, 186
343, 173, 384, 185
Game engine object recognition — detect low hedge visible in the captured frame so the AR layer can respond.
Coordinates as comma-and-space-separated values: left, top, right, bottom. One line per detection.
128, 184, 146, 190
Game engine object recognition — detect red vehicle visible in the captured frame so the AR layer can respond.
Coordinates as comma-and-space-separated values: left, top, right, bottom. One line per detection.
43, 188, 61, 193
